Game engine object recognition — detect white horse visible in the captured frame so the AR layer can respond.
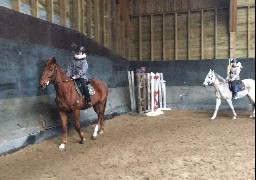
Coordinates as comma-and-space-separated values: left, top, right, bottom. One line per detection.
203, 69, 255, 120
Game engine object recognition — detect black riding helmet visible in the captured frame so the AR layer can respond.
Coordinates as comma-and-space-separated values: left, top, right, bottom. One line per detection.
77, 46, 86, 53
231, 58, 238, 63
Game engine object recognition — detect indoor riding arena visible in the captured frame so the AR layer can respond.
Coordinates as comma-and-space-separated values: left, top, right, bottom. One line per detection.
0, 0, 255, 179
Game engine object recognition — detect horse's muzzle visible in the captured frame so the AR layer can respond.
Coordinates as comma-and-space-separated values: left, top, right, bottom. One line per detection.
40, 80, 50, 89
203, 83, 208, 87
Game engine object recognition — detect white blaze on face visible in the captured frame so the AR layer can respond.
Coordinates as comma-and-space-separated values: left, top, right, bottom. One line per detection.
203, 69, 212, 86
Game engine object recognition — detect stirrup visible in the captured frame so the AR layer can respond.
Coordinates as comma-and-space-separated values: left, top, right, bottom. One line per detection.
233, 95, 238, 99
85, 97, 92, 105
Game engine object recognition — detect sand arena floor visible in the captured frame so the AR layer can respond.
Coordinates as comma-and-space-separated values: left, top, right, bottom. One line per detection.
0, 109, 255, 180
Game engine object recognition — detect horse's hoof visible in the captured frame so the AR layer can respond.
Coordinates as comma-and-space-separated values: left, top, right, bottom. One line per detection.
99, 130, 104, 135
210, 117, 215, 120
79, 138, 86, 144
92, 135, 97, 140
59, 143, 65, 151
233, 116, 237, 120
249, 115, 255, 119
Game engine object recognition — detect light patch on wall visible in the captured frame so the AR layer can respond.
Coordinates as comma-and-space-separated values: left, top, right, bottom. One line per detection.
20, 2, 31, 15
39, 8, 47, 20
0, 0, 11, 9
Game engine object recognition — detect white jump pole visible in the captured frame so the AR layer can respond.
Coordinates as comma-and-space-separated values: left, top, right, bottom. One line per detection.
147, 73, 151, 111
158, 73, 163, 109
159, 73, 171, 110
131, 71, 136, 111
160, 73, 172, 110
146, 72, 163, 116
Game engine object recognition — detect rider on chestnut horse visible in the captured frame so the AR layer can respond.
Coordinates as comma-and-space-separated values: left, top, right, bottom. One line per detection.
66, 46, 92, 105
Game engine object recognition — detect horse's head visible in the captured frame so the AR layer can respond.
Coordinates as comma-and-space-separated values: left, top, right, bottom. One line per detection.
203, 69, 215, 87
39, 57, 57, 89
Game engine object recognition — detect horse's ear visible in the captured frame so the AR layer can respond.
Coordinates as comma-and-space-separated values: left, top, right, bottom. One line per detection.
52, 57, 56, 63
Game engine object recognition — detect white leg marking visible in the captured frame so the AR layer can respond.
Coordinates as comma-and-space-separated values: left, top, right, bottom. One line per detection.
59, 143, 65, 151
93, 124, 99, 137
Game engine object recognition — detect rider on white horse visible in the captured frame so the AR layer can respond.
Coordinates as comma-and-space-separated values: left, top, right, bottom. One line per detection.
226, 58, 243, 99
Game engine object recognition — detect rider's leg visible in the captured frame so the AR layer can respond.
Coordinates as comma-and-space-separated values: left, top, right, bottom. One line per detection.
76, 78, 91, 104
233, 85, 238, 99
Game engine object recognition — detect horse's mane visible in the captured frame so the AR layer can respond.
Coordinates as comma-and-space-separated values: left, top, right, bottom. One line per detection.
214, 72, 226, 83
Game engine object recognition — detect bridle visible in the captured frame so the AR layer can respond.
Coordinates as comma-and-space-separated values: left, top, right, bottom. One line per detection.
41, 63, 71, 88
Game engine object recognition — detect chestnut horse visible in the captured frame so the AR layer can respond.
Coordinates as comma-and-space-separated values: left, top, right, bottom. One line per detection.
39, 57, 108, 150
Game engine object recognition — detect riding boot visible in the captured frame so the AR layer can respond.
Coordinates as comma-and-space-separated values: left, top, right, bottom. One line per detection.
84, 87, 92, 105
233, 86, 238, 99
76, 78, 92, 105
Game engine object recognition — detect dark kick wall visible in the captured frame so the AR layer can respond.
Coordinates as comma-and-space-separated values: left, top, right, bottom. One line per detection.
0, 6, 255, 155
130, 59, 255, 86
130, 59, 255, 110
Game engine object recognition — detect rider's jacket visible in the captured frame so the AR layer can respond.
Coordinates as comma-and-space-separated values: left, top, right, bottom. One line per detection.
66, 53, 88, 80
228, 62, 242, 81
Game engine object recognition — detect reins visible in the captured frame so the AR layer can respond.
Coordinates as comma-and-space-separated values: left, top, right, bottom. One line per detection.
51, 65, 72, 85
51, 65, 80, 104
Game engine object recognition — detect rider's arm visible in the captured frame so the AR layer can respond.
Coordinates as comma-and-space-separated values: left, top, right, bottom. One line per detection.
231, 67, 241, 81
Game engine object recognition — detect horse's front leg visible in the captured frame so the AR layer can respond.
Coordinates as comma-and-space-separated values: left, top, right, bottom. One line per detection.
59, 111, 68, 150
73, 109, 86, 144
211, 98, 221, 120
226, 99, 237, 120
92, 101, 106, 140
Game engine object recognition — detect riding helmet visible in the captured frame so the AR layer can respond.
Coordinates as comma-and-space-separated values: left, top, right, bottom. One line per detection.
231, 58, 238, 63
77, 46, 86, 53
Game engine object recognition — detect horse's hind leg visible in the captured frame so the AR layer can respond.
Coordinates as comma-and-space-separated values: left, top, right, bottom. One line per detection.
73, 109, 85, 144
247, 94, 255, 119
226, 99, 237, 120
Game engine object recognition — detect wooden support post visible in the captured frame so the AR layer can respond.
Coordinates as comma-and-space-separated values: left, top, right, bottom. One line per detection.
60, 0, 66, 27
247, 6, 250, 58
46, 0, 54, 23
12, 0, 20, 12
201, 10, 204, 59
139, 16, 142, 61
72, 0, 80, 31
175, 13, 177, 60
151, 15, 153, 61
229, 0, 237, 58
94, 0, 99, 42
116, 2, 121, 54
101, 0, 106, 46
162, 14, 165, 61
86, 0, 92, 37
31, 0, 38, 18
214, 9, 217, 59
80, 0, 84, 33
187, 11, 190, 60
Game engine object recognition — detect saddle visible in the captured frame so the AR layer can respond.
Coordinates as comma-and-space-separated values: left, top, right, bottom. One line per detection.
228, 80, 245, 92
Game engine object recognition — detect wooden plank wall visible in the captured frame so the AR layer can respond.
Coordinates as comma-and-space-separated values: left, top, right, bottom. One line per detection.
2, 0, 255, 60
5, 0, 125, 58
130, 0, 255, 61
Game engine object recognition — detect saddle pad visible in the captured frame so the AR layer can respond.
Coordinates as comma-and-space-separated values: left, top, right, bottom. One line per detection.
230, 80, 245, 92
74, 81, 95, 96
88, 84, 95, 96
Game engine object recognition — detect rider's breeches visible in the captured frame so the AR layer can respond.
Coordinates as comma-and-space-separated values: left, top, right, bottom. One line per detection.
75, 78, 90, 98
231, 81, 238, 94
